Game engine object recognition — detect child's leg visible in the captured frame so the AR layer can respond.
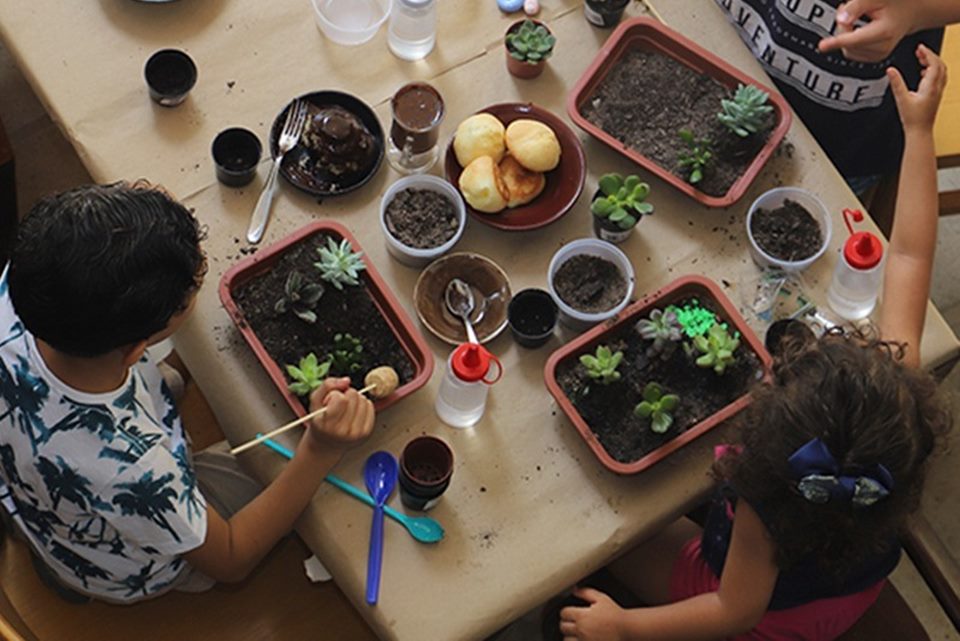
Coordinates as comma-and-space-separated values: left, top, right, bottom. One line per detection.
606, 516, 702, 605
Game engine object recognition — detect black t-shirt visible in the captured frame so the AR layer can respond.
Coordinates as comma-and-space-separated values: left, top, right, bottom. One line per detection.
714, 0, 943, 178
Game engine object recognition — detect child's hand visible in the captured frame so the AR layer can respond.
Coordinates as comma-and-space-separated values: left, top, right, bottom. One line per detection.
558, 587, 624, 641
818, 0, 917, 62
887, 44, 948, 133
304, 378, 375, 452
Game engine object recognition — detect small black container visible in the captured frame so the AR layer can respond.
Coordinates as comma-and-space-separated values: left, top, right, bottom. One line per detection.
144, 49, 197, 107
508, 288, 558, 348
399, 436, 454, 511
764, 318, 815, 357
212, 128, 262, 187
590, 189, 640, 244
584, 0, 630, 28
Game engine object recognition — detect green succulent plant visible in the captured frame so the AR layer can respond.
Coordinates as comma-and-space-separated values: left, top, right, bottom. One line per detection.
692, 323, 741, 375
717, 84, 773, 138
330, 333, 364, 375
274, 270, 325, 324
579, 345, 623, 385
591, 173, 654, 230
635, 307, 683, 358
314, 237, 366, 290
286, 353, 333, 396
677, 129, 714, 185
634, 382, 680, 434
505, 19, 556, 64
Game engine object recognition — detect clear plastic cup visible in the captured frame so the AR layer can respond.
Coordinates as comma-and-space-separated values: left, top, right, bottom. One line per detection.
310, 0, 392, 45
746, 187, 832, 273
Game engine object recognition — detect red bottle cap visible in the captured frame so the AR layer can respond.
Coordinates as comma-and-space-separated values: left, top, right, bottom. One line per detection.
843, 232, 883, 269
451, 343, 502, 384
840, 208, 882, 270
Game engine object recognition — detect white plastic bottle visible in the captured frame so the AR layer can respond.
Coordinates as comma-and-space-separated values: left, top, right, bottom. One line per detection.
827, 209, 884, 321
387, 0, 437, 61
435, 343, 502, 428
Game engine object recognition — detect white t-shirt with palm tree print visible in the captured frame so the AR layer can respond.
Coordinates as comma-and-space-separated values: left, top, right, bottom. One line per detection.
0, 269, 207, 602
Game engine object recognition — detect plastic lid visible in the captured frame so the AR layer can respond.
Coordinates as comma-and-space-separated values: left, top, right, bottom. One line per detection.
451, 343, 492, 382
843, 231, 883, 269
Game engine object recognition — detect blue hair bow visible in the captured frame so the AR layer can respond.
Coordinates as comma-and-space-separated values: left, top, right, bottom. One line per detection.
788, 438, 894, 508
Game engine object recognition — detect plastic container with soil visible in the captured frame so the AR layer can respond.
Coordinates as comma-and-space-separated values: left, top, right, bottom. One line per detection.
544, 275, 772, 475
567, 18, 792, 209
548, 238, 635, 331
219, 221, 434, 418
746, 187, 831, 273
379, 175, 466, 267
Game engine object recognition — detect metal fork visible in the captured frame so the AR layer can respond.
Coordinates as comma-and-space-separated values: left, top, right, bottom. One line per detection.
246, 99, 308, 244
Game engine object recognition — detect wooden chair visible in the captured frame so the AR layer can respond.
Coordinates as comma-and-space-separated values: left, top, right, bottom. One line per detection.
0, 114, 16, 265
935, 25, 960, 217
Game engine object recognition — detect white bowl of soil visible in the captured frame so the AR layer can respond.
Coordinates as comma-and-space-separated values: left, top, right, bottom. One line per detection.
548, 238, 635, 331
746, 187, 831, 273
380, 175, 466, 267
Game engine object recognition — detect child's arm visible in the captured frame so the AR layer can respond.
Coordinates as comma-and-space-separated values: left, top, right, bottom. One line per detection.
878, 45, 947, 368
559, 502, 778, 641
182, 378, 374, 582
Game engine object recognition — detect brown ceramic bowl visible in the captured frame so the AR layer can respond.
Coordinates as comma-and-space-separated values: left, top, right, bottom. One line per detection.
444, 103, 586, 232
413, 253, 512, 345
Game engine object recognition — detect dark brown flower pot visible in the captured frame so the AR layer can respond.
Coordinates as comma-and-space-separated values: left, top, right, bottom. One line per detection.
398, 436, 454, 511
504, 20, 551, 80
219, 221, 434, 418
584, 0, 630, 28
544, 275, 772, 475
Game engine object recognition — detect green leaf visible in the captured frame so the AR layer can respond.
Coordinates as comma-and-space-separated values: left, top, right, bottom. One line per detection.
634, 401, 654, 418
623, 175, 640, 191
289, 381, 312, 396
528, 52, 542, 62
643, 382, 662, 403
690, 168, 702, 184
286, 364, 303, 380
651, 411, 673, 434
609, 207, 627, 222
634, 202, 654, 215
660, 394, 679, 411
580, 354, 599, 368
696, 353, 715, 368
591, 198, 614, 216
294, 309, 317, 324
619, 214, 637, 229
598, 173, 622, 196
597, 345, 611, 360
610, 351, 623, 368
678, 129, 694, 144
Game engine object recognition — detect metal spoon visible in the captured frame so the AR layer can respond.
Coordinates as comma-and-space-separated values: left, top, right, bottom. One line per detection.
364, 452, 396, 605
257, 435, 445, 544
445, 278, 480, 344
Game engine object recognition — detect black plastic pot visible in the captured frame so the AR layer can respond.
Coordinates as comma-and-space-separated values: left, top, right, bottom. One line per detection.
212, 128, 262, 187
584, 0, 629, 28
508, 288, 558, 348
144, 49, 197, 107
764, 318, 815, 357
399, 436, 454, 511
591, 189, 640, 244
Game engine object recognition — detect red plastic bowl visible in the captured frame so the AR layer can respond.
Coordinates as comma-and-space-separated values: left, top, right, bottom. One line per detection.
567, 18, 792, 209
543, 275, 773, 475
219, 221, 434, 418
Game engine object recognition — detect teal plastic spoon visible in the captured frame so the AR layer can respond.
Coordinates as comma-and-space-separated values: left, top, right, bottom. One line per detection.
256, 434, 445, 544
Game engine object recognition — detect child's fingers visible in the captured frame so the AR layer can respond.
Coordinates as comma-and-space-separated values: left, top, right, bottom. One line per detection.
559, 620, 577, 636
886, 66, 910, 105
572, 586, 604, 603
559, 605, 581, 621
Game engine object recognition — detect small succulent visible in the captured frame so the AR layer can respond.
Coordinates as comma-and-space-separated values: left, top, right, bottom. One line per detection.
274, 270, 325, 324
634, 382, 680, 434
717, 84, 773, 138
693, 323, 741, 375
579, 345, 623, 385
677, 129, 714, 185
314, 237, 366, 290
330, 333, 364, 375
591, 174, 654, 230
635, 307, 683, 358
286, 353, 332, 396
505, 19, 556, 64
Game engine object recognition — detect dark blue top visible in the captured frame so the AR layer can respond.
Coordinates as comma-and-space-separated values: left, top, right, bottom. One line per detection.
700, 487, 901, 610
714, 0, 943, 178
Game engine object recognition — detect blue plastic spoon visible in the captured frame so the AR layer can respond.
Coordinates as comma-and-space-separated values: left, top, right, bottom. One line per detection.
257, 435, 445, 544
364, 451, 397, 605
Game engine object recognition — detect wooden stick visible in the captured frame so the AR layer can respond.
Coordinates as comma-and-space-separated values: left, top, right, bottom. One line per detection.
641, 0, 668, 25
230, 382, 376, 455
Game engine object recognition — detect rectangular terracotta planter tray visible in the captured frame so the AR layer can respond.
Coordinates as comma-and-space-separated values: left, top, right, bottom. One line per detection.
567, 17, 792, 209
219, 221, 434, 418
544, 275, 773, 475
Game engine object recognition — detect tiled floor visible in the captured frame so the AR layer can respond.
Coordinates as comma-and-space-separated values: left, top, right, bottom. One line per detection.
3, 38, 960, 641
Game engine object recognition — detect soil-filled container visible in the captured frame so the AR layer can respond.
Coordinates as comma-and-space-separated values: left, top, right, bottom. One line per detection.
220, 221, 433, 418
544, 275, 772, 475
508, 288, 559, 348
584, 0, 630, 28
568, 18, 792, 209
548, 238, 635, 331
380, 175, 466, 267
746, 187, 831, 272
505, 19, 555, 80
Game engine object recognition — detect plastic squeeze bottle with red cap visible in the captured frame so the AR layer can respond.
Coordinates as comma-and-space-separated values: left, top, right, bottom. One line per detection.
435, 343, 503, 428
827, 209, 884, 321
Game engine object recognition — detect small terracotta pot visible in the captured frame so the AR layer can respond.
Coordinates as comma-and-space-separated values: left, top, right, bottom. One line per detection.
505, 20, 551, 80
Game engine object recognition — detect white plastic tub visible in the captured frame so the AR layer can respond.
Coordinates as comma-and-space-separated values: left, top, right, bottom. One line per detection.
746, 187, 831, 273
548, 238, 635, 331
311, 0, 391, 46
380, 175, 466, 268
